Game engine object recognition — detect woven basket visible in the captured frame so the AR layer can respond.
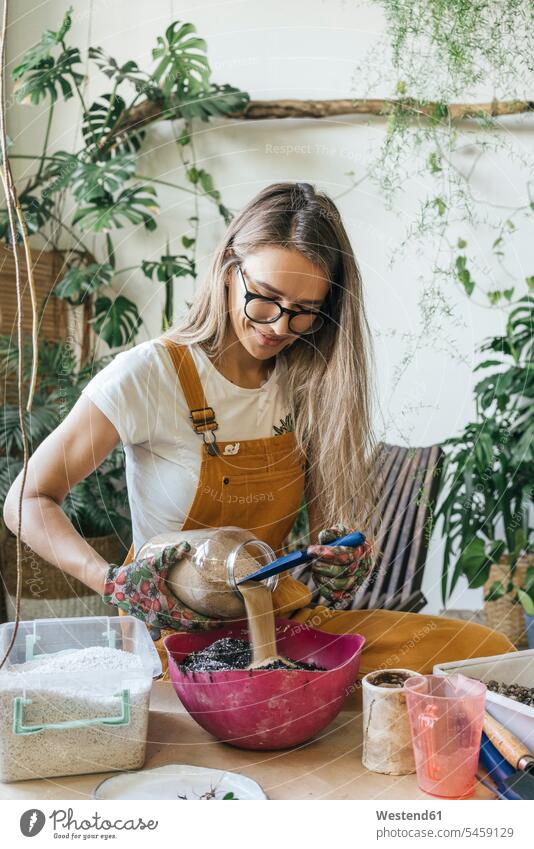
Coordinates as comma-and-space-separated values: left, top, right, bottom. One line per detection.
0, 533, 126, 623
483, 555, 534, 649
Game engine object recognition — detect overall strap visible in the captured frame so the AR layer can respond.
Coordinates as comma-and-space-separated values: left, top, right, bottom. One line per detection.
160, 338, 219, 443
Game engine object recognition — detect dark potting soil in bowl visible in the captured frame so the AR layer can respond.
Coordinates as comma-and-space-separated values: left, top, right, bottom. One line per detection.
179, 638, 326, 673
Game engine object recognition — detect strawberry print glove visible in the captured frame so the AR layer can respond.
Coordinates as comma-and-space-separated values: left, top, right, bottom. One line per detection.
307, 524, 373, 610
103, 541, 227, 632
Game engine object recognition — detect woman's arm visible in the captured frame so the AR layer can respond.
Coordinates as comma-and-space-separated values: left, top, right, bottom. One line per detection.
3, 395, 121, 595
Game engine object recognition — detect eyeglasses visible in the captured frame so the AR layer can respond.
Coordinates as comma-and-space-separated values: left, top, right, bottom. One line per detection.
236, 263, 327, 336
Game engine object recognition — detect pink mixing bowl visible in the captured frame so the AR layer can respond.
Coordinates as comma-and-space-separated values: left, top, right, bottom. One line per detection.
164, 617, 365, 750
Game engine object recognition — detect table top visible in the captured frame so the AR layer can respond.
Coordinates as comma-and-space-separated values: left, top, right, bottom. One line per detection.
0, 681, 495, 801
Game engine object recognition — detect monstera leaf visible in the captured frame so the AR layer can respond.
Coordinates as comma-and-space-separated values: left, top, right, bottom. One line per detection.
142, 254, 195, 282
72, 154, 137, 202
152, 21, 211, 98
53, 263, 113, 306
90, 295, 142, 347
0, 192, 54, 244
82, 93, 146, 158
178, 82, 249, 121
72, 185, 159, 232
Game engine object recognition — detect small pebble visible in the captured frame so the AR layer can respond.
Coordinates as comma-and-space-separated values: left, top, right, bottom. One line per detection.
486, 679, 534, 706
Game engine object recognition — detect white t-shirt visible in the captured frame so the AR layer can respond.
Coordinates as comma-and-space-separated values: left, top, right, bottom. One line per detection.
81, 339, 293, 554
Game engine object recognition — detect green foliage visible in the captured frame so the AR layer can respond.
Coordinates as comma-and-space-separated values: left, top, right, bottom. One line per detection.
12, 8, 83, 105
517, 566, 534, 615
437, 294, 534, 605
350, 1, 533, 403
0, 335, 130, 540
4, 10, 243, 349
0, 192, 54, 243
53, 263, 113, 306
142, 254, 196, 283
455, 255, 475, 296
152, 21, 210, 98
176, 82, 249, 123
70, 154, 137, 202
81, 92, 146, 159
72, 184, 159, 233
378, 0, 533, 98
91, 296, 142, 347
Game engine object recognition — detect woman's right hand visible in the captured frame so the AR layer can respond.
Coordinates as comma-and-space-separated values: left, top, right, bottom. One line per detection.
103, 542, 226, 632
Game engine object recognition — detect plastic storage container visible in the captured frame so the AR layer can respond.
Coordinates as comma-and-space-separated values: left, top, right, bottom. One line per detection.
137, 526, 277, 619
433, 649, 534, 750
0, 615, 161, 782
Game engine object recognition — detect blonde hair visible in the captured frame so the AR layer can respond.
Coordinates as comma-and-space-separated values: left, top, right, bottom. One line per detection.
164, 182, 376, 532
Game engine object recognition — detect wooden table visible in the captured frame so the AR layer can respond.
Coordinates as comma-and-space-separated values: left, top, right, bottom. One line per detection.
0, 681, 495, 801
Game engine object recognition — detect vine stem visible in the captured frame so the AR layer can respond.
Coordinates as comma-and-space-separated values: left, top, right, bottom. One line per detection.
0, 0, 36, 669
136, 172, 200, 198
34, 102, 54, 182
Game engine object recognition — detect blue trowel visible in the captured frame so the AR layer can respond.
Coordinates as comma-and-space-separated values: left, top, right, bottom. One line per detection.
237, 530, 366, 584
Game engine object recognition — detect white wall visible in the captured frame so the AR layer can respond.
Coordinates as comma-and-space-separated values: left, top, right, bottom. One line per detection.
5, 1, 533, 613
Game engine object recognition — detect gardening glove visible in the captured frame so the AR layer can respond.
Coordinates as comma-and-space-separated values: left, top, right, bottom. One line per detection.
103, 542, 227, 633
307, 524, 373, 610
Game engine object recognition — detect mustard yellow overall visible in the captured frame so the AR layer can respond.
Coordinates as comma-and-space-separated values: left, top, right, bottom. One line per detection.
121, 339, 515, 676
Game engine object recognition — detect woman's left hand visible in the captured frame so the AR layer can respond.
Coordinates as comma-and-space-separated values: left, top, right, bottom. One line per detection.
307, 524, 372, 609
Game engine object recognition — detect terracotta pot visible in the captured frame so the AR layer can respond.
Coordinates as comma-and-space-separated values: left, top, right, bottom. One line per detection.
483, 554, 534, 649
0, 533, 126, 622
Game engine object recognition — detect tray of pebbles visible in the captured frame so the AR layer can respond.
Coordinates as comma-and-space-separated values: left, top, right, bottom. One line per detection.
433, 649, 534, 751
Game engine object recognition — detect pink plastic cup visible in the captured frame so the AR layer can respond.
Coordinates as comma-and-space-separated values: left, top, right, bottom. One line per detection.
404, 673, 486, 798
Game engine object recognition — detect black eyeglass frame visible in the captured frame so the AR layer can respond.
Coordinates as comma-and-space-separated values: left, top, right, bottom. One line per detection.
236, 263, 328, 336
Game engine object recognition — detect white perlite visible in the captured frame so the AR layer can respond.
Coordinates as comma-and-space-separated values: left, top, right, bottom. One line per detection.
0, 647, 152, 782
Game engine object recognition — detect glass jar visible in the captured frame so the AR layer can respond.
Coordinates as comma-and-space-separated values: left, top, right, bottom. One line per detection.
137, 527, 277, 619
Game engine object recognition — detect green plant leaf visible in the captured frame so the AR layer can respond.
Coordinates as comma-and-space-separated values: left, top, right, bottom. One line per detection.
11, 7, 75, 80
72, 154, 137, 202
517, 588, 534, 616
89, 46, 150, 89
82, 93, 146, 158
457, 538, 490, 588
455, 255, 475, 296
90, 295, 142, 346
489, 540, 507, 563
525, 567, 534, 595
433, 196, 446, 216
152, 21, 211, 99
0, 192, 54, 244
72, 185, 159, 233
484, 580, 506, 602
142, 254, 195, 283
42, 150, 79, 193
178, 83, 249, 122
53, 263, 113, 306
13, 47, 83, 106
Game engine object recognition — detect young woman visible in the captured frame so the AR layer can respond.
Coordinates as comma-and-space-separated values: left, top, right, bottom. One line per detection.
4, 181, 514, 676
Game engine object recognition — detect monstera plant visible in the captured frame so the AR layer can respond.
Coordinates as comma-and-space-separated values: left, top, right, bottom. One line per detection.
3, 9, 247, 354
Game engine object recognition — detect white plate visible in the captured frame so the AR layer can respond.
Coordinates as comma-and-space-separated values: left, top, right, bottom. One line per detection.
93, 764, 268, 800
